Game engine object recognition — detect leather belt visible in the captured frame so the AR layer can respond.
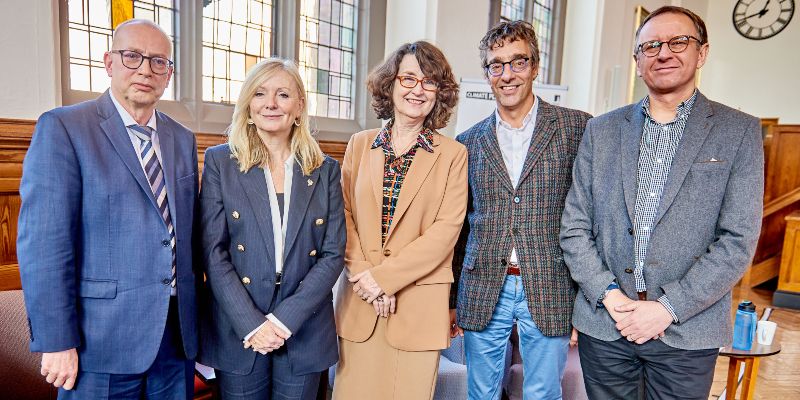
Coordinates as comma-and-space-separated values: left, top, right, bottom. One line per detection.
506, 263, 521, 276
637, 291, 647, 301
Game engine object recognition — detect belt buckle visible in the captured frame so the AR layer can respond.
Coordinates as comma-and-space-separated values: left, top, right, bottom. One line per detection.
506, 263, 521, 276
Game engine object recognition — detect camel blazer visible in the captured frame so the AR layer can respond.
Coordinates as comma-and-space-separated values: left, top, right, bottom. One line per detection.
335, 128, 468, 351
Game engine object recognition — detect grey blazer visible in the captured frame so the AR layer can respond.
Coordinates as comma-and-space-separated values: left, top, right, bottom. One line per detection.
560, 92, 764, 350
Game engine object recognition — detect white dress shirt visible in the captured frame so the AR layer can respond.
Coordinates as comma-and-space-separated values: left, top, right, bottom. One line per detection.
495, 97, 538, 264
109, 92, 162, 176
244, 156, 296, 345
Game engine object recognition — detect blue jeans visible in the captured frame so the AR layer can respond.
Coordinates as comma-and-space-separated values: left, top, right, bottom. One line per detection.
464, 275, 569, 400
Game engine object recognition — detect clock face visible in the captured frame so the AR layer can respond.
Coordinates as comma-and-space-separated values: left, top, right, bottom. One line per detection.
733, 0, 795, 40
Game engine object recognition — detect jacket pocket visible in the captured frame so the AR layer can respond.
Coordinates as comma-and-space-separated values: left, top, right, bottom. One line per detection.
78, 279, 118, 299
415, 267, 454, 285
177, 172, 197, 184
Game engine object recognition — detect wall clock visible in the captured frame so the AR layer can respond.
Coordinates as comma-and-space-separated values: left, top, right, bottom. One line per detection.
733, 0, 795, 40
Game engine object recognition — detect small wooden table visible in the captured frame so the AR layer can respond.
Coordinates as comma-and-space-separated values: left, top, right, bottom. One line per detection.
720, 342, 781, 400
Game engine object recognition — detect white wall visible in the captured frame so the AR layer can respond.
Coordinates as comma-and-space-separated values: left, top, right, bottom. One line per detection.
698, 0, 800, 123
561, 0, 604, 113
385, 0, 438, 47
0, 0, 60, 120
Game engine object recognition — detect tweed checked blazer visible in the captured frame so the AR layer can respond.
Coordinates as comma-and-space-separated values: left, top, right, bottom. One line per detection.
451, 98, 591, 336
560, 92, 764, 350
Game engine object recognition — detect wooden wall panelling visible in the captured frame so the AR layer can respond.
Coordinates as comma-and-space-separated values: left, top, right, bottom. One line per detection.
745, 125, 800, 288
0, 118, 347, 291
0, 119, 34, 291
778, 212, 800, 293
765, 125, 800, 202
775, 211, 800, 308
761, 117, 779, 201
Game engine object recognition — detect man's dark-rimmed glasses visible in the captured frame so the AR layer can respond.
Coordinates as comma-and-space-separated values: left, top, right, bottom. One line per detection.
112, 49, 174, 75
636, 35, 703, 57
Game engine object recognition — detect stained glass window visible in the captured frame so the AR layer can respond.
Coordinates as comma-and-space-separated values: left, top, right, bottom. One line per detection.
66, 0, 177, 100
532, 0, 553, 83
202, 0, 274, 104
500, 0, 525, 22
299, 0, 358, 119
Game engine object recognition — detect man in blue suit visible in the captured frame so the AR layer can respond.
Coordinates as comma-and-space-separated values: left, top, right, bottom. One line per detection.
17, 19, 199, 399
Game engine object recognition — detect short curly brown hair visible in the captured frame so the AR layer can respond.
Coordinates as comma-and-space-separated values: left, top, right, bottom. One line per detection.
366, 41, 459, 130
479, 20, 540, 71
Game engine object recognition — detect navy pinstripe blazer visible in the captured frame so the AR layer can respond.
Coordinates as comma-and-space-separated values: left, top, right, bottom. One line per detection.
451, 98, 591, 336
197, 144, 345, 375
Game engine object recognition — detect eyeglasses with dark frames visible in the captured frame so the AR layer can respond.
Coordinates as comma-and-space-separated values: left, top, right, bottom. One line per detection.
636, 35, 703, 57
484, 57, 531, 77
111, 49, 174, 75
396, 75, 439, 91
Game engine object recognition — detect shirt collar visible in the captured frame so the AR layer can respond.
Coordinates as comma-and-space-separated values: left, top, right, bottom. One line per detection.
641, 89, 698, 123
109, 91, 158, 131
282, 154, 297, 168
495, 96, 538, 131
371, 119, 435, 154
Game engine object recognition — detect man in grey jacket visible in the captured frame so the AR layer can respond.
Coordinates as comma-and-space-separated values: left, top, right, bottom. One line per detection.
560, 6, 763, 399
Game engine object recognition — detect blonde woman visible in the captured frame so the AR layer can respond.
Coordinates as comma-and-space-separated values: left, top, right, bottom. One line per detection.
198, 58, 345, 400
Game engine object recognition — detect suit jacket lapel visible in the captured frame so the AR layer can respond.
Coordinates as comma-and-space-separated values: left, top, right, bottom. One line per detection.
284, 162, 320, 260
621, 100, 646, 224
478, 114, 514, 192
518, 99, 557, 185
237, 167, 276, 265
369, 135, 385, 207
386, 136, 441, 240
97, 92, 160, 212
155, 111, 178, 234
653, 93, 714, 226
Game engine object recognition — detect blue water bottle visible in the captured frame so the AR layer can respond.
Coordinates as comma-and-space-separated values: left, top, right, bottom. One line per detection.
732, 300, 757, 350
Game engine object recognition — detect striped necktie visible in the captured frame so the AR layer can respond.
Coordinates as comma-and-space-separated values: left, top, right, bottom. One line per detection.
129, 125, 176, 290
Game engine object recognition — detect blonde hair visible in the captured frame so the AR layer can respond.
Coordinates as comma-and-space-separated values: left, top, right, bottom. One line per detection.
227, 58, 324, 176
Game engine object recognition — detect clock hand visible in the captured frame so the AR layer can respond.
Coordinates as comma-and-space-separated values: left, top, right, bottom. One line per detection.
737, 0, 772, 22
760, 0, 772, 17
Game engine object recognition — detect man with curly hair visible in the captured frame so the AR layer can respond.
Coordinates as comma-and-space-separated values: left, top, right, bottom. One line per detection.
451, 20, 591, 400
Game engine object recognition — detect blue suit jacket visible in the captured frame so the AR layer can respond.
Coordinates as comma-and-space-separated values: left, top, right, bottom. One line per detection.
17, 91, 200, 374
197, 144, 344, 375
